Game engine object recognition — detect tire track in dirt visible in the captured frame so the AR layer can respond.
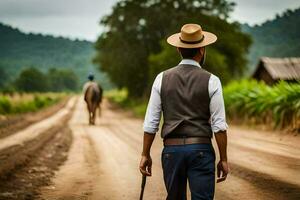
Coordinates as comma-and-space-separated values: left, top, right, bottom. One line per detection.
39, 98, 100, 200
230, 163, 300, 200
0, 97, 77, 177
229, 142, 300, 185
0, 97, 77, 200
0, 126, 73, 200
215, 129, 300, 199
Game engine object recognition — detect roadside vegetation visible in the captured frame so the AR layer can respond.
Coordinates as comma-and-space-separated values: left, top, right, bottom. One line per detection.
0, 67, 74, 115
224, 80, 300, 132
107, 80, 300, 133
0, 93, 66, 115
105, 89, 147, 118
1, 67, 79, 93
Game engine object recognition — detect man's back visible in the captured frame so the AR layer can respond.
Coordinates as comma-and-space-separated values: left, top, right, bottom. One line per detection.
83, 81, 99, 94
161, 64, 212, 138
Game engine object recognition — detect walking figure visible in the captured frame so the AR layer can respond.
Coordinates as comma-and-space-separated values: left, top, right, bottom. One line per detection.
83, 73, 103, 125
139, 24, 229, 200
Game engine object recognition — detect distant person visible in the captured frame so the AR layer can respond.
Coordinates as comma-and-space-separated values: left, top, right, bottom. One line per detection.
83, 73, 103, 125
139, 24, 229, 199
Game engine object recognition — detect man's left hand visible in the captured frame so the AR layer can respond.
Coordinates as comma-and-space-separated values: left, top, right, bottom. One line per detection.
217, 160, 229, 183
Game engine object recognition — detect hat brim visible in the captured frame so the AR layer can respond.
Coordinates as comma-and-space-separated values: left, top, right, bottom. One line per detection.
167, 31, 217, 48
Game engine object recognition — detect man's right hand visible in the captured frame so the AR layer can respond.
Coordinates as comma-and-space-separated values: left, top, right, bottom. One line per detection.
139, 155, 152, 176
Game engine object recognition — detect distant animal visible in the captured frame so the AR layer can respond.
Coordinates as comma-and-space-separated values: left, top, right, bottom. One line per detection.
83, 82, 103, 125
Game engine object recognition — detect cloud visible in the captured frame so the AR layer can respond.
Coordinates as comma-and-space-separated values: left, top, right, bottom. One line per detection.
0, 0, 299, 40
1, 15, 102, 41
0, 0, 116, 18
0, 0, 117, 41
231, 0, 300, 25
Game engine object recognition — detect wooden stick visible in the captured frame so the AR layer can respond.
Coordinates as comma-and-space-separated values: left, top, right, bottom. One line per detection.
139, 175, 147, 200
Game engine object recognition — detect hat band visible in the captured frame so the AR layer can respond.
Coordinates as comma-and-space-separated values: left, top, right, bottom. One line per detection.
180, 35, 205, 44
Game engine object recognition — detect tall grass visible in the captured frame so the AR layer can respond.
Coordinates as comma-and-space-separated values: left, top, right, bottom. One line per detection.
223, 80, 300, 132
0, 93, 65, 115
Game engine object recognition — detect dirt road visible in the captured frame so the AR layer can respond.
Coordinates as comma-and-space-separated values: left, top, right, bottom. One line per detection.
39, 97, 300, 200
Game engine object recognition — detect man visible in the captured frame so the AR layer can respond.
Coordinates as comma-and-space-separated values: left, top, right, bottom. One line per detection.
139, 24, 229, 200
83, 73, 103, 125
83, 74, 95, 91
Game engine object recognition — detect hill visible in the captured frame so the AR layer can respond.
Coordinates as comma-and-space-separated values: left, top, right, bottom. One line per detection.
0, 23, 112, 89
242, 8, 300, 73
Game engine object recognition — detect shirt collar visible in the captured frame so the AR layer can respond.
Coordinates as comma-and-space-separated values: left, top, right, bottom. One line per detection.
179, 59, 201, 68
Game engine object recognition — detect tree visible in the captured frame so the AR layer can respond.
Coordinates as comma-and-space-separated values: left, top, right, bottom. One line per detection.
0, 67, 9, 89
15, 67, 49, 92
94, 0, 251, 97
48, 68, 79, 92
149, 16, 251, 84
59, 69, 79, 91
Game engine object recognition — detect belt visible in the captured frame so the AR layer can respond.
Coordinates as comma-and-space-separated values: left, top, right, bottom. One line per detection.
164, 137, 211, 146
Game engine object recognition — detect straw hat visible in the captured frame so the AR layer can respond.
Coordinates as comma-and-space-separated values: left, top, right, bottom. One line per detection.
167, 24, 217, 48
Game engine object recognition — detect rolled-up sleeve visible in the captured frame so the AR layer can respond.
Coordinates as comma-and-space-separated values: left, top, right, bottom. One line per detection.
143, 72, 163, 134
209, 75, 228, 133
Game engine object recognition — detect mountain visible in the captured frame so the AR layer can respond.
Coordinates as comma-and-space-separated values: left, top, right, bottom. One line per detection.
0, 23, 112, 89
242, 8, 300, 73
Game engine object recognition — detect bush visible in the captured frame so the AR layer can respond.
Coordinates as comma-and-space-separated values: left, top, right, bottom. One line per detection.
0, 97, 12, 114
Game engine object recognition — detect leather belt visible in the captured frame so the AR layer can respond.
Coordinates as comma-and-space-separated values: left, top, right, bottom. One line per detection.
164, 137, 211, 146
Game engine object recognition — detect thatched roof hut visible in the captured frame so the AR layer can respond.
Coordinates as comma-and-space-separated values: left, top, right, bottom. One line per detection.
252, 57, 300, 85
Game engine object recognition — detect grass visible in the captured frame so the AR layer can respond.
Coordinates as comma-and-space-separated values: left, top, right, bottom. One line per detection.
0, 93, 66, 115
105, 89, 148, 117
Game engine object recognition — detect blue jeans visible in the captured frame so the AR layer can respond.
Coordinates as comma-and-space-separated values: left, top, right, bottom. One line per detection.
161, 143, 215, 200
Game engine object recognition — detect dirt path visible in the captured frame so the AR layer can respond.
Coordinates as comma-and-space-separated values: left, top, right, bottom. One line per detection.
39, 98, 300, 200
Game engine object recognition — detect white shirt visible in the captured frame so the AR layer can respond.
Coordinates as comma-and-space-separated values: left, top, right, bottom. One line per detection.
143, 59, 228, 134
82, 81, 99, 94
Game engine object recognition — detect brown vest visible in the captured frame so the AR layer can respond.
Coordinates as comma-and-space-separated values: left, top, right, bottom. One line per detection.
161, 64, 212, 138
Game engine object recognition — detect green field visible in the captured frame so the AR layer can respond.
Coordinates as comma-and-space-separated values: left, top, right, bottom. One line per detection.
224, 80, 300, 131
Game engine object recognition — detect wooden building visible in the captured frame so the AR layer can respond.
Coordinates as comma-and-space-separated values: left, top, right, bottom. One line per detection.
252, 57, 300, 85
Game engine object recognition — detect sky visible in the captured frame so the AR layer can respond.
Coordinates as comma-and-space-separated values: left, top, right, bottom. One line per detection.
0, 0, 299, 41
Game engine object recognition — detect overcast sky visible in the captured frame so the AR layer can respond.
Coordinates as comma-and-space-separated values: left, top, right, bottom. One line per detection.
0, 0, 299, 41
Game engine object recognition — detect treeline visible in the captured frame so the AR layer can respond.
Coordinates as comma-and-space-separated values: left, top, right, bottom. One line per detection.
1, 67, 79, 93
94, 0, 252, 97
242, 7, 300, 71
0, 23, 112, 89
